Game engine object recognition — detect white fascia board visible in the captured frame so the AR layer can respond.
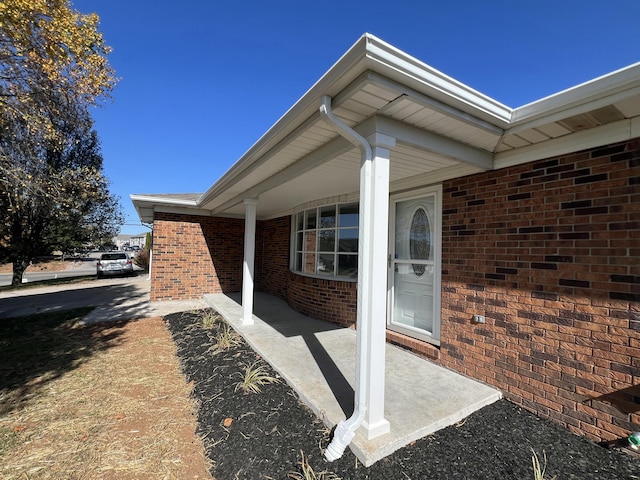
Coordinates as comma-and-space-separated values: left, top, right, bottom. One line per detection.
362, 35, 513, 125
198, 35, 372, 208
130, 194, 202, 224
198, 34, 513, 209
210, 133, 354, 215
511, 61, 640, 125
129, 194, 199, 207
359, 71, 505, 136
151, 204, 216, 218
389, 163, 484, 195
507, 85, 640, 136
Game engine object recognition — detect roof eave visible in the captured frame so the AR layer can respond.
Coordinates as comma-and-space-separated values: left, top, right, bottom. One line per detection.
130, 193, 200, 207
511, 61, 640, 124
130, 194, 202, 224
198, 34, 514, 209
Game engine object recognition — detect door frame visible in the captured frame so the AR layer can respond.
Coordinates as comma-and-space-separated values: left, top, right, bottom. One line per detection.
387, 185, 442, 345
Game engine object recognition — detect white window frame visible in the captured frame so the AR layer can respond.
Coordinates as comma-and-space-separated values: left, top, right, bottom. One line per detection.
290, 202, 359, 281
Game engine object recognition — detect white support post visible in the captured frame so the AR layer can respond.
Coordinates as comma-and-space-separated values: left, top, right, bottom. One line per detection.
241, 198, 258, 325
148, 248, 152, 281
360, 133, 394, 439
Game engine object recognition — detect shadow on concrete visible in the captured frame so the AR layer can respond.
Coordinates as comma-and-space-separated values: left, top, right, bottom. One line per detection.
0, 280, 150, 320
226, 292, 355, 416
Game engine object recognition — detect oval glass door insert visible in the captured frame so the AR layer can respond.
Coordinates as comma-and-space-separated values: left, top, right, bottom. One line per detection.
410, 207, 430, 276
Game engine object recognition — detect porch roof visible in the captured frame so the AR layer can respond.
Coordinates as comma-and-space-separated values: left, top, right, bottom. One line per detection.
132, 33, 640, 222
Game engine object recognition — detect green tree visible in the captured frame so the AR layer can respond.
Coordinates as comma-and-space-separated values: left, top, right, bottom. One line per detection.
0, 0, 120, 285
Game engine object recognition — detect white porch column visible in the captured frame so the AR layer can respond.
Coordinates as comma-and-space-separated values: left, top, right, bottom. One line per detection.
148, 248, 152, 281
360, 133, 394, 439
241, 198, 258, 325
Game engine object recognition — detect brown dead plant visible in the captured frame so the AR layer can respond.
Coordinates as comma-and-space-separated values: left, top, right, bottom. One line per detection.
0, 314, 212, 479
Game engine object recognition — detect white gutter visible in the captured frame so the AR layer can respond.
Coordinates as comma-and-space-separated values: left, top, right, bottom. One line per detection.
197, 33, 515, 214
319, 95, 372, 462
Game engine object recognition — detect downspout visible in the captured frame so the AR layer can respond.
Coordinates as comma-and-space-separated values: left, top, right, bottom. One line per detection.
319, 95, 372, 462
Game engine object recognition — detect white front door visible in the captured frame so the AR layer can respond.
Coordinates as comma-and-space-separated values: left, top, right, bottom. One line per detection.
388, 187, 441, 344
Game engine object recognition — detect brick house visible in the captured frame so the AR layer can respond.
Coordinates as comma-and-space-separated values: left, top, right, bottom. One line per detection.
132, 34, 640, 445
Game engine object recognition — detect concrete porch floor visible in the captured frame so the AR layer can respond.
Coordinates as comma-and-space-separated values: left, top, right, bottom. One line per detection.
203, 291, 502, 467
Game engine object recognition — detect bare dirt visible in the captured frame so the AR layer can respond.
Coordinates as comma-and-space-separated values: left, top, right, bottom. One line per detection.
0, 314, 213, 480
0, 259, 82, 273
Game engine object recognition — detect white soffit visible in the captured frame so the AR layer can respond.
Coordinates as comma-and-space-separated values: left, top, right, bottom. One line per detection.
138, 34, 640, 221
198, 34, 513, 211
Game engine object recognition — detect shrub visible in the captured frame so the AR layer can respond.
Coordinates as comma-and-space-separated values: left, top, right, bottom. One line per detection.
133, 248, 150, 270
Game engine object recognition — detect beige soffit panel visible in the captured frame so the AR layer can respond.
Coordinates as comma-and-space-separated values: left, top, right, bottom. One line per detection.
615, 93, 640, 117
198, 34, 514, 212
495, 119, 633, 169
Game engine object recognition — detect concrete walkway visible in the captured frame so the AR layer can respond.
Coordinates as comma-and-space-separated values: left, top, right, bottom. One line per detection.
204, 292, 502, 467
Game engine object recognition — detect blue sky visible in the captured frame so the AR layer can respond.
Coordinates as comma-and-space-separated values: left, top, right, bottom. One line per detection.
72, 1, 639, 235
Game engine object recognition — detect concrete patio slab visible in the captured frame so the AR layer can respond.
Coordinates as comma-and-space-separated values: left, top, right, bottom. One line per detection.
204, 291, 502, 467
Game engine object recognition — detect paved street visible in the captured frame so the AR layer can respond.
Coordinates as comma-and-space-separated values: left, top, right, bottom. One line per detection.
0, 254, 100, 287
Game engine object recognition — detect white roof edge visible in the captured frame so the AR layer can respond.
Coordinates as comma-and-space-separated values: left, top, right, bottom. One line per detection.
363, 34, 513, 123
198, 34, 371, 206
130, 193, 199, 207
196, 34, 639, 212
198, 33, 515, 207
512, 61, 640, 123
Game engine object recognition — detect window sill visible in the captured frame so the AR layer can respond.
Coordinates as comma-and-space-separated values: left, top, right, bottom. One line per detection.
290, 270, 358, 283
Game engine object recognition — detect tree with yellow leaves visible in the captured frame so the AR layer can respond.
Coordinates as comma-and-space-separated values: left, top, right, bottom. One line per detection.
0, 0, 121, 285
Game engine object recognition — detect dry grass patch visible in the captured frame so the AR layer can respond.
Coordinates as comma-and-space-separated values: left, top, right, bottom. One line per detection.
0, 311, 212, 479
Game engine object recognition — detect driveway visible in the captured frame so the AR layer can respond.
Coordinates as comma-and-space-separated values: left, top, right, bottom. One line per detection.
0, 274, 206, 321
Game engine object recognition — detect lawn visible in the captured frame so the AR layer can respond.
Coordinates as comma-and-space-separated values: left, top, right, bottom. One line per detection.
0, 309, 211, 479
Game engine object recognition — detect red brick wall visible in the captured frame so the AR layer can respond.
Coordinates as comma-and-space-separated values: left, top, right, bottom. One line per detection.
151, 213, 244, 301
287, 273, 357, 328
431, 139, 639, 443
255, 217, 291, 299
152, 211, 360, 325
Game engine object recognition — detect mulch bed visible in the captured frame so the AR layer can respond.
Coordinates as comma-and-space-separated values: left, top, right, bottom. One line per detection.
165, 309, 640, 480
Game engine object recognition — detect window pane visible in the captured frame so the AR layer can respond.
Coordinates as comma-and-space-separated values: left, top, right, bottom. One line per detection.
304, 252, 316, 274
318, 229, 335, 252
320, 205, 336, 228
304, 231, 316, 252
317, 254, 335, 276
339, 203, 359, 227
305, 209, 316, 229
337, 254, 358, 278
338, 228, 358, 252
291, 203, 360, 280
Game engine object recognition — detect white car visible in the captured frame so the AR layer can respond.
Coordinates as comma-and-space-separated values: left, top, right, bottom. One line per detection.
96, 252, 134, 278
